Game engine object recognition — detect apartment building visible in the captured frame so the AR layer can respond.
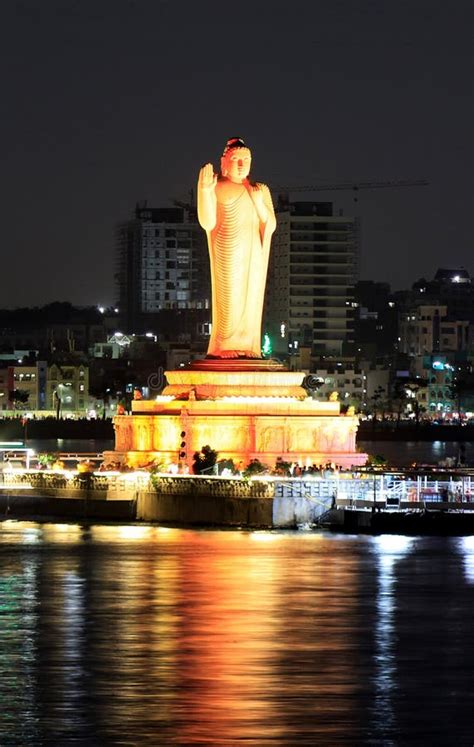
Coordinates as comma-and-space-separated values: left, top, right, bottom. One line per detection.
115, 203, 210, 334
265, 201, 359, 357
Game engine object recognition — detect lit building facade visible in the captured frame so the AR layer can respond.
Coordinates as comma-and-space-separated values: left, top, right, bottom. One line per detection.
309, 365, 367, 408
399, 304, 469, 357
47, 363, 89, 416
0, 367, 13, 411
0, 362, 48, 412
411, 356, 455, 418
265, 201, 359, 357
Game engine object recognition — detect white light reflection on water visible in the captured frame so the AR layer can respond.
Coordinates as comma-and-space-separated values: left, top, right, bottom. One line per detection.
20, 558, 40, 738
22, 525, 43, 544
371, 535, 415, 744
249, 531, 283, 542
0, 523, 473, 743
59, 571, 87, 737
458, 536, 474, 584
0, 551, 40, 741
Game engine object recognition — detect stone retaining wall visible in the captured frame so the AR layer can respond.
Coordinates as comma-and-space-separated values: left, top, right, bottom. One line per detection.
0, 490, 136, 520
0, 473, 340, 528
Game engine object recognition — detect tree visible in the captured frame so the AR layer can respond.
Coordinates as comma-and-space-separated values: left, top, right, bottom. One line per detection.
390, 377, 428, 427
243, 459, 269, 478
53, 388, 62, 419
391, 380, 409, 427
367, 453, 387, 468
217, 458, 237, 475
370, 385, 386, 429
8, 389, 29, 410
88, 382, 111, 419
192, 445, 218, 475
273, 458, 292, 476
405, 378, 428, 426
449, 370, 474, 419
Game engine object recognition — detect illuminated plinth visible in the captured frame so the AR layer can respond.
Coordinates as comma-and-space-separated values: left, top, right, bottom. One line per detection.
112, 368, 367, 470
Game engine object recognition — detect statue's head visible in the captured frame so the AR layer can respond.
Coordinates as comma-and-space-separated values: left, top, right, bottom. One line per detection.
221, 136, 251, 182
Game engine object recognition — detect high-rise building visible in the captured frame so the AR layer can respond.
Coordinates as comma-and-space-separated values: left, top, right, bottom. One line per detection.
265, 201, 360, 357
116, 203, 211, 334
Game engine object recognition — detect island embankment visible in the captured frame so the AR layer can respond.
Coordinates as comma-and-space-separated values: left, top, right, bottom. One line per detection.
0, 472, 333, 528
2, 469, 474, 533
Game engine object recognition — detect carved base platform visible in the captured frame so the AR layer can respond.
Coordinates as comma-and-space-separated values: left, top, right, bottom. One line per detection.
189, 357, 287, 372
162, 368, 308, 400
111, 368, 367, 471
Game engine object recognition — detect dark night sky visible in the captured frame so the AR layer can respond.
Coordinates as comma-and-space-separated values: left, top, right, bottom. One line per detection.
1, 0, 472, 308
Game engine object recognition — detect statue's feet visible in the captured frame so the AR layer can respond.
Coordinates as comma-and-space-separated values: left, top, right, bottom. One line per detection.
222, 350, 262, 359
206, 350, 262, 359
215, 350, 242, 359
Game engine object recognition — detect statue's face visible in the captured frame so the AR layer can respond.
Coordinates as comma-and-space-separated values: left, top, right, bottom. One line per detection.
222, 147, 251, 181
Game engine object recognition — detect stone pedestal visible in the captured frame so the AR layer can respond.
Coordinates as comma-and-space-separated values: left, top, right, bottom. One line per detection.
111, 366, 367, 470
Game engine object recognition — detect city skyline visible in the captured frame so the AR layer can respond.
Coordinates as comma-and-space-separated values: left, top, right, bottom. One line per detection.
1, 0, 472, 308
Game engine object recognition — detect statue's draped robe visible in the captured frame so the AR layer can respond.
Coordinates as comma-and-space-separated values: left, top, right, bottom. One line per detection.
207, 183, 272, 357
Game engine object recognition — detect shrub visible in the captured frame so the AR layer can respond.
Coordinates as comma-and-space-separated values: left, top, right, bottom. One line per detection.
217, 458, 237, 475
242, 459, 269, 478
192, 445, 218, 475
273, 458, 292, 476
37, 453, 57, 469
367, 453, 387, 467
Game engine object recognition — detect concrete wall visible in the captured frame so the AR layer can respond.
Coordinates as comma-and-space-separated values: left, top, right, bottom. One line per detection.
0, 474, 339, 528
137, 491, 273, 527
137, 478, 335, 528
273, 492, 334, 527
0, 490, 136, 520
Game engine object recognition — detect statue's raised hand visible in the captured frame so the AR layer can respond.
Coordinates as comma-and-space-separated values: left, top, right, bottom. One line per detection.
199, 163, 217, 191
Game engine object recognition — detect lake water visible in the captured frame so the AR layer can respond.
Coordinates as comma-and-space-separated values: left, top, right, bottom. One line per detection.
21, 438, 474, 469
23, 438, 115, 455
0, 523, 473, 745
358, 440, 474, 467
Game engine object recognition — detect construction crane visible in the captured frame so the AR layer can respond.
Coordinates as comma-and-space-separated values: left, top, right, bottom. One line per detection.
174, 179, 428, 211
271, 178, 429, 204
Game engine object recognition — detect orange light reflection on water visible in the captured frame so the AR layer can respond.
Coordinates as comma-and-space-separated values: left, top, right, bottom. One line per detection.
0, 525, 366, 743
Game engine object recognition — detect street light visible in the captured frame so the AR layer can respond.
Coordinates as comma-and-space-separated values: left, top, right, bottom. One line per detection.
54, 383, 65, 419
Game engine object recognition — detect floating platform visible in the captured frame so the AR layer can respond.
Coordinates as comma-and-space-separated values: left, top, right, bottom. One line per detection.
321, 507, 474, 535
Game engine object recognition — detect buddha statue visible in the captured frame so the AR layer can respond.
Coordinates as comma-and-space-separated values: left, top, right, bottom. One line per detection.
197, 137, 276, 359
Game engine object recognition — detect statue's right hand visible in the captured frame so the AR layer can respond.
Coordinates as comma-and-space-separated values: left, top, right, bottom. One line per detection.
199, 163, 217, 191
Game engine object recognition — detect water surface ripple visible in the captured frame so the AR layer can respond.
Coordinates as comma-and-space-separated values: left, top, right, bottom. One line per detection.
0, 523, 473, 745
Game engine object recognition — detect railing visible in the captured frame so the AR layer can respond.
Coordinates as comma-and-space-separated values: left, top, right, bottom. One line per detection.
0, 451, 104, 468
0, 469, 149, 496
1, 467, 473, 510
335, 472, 473, 509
